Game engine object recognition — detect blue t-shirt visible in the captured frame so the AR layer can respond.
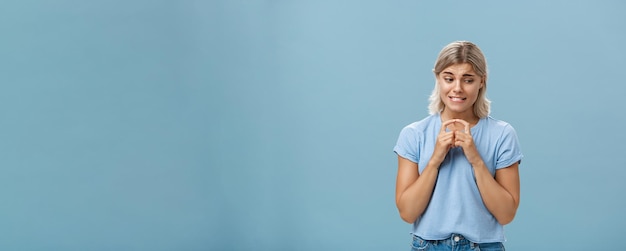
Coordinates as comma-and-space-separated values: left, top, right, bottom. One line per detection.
393, 113, 523, 243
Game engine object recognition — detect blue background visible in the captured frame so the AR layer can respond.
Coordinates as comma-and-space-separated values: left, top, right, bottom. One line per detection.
1, 0, 625, 250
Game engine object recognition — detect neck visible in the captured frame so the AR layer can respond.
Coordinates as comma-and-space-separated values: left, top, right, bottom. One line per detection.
441, 108, 479, 124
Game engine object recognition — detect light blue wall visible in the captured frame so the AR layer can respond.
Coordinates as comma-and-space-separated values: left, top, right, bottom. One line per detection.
1, 1, 624, 250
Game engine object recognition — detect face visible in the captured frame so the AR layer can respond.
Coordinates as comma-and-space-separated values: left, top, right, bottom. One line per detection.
437, 63, 484, 116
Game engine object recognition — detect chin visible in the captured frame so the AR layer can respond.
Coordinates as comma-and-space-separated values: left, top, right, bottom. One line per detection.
444, 105, 472, 114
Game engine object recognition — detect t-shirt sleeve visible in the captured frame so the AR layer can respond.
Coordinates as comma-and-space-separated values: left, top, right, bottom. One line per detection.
393, 125, 420, 164
495, 124, 524, 169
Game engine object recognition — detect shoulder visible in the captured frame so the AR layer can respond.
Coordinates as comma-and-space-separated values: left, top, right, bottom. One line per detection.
394, 114, 439, 162
482, 116, 517, 132
481, 116, 520, 142
400, 114, 439, 133
482, 117, 524, 167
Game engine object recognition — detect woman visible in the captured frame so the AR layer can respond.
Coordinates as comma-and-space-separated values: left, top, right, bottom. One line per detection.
394, 41, 523, 251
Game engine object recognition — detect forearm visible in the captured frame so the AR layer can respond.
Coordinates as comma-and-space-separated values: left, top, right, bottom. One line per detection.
473, 161, 519, 225
396, 162, 440, 223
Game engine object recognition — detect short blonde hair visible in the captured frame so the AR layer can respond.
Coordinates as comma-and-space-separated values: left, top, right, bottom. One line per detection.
428, 41, 491, 118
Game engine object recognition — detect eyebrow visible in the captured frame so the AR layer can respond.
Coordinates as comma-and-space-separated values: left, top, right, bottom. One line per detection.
442, 71, 476, 77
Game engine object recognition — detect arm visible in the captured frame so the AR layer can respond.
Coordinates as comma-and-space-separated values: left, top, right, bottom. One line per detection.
453, 119, 521, 225
395, 120, 457, 223
395, 156, 439, 223
472, 162, 520, 225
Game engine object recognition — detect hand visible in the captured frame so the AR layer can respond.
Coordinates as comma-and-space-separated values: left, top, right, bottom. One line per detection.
431, 119, 457, 165
451, 119, 481, 165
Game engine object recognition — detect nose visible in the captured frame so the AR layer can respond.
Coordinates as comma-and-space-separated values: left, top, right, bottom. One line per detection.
452, 80, 462, 92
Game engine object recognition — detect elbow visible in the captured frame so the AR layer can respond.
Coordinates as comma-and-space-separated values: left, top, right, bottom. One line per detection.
495, 200, 519, 225
399, 210, 418, 224
496, 212, 516, 225
396, 197, 419, 223
497, 218, 513, 226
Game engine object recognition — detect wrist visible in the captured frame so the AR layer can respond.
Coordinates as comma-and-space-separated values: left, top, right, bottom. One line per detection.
464, 147, 483, 166
427, 158, 443, 170
468, 157, 485, 169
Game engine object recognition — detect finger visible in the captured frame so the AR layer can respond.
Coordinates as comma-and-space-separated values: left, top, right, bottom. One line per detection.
441, 132, 456, 143
454, 136, 465, 146
442, 119, 457, 127
454, 119, 470, 133
453, 132, 461, 140
454, 131, 469, 140
454, 140, 460, 146
441, 119, 456, 132
440, 132, 454, 142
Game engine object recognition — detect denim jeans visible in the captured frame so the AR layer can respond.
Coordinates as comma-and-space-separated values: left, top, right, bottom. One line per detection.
411, 234, 505, 251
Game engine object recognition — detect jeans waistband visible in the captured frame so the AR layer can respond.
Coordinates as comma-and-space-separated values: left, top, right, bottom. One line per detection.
414, 234, 477, 248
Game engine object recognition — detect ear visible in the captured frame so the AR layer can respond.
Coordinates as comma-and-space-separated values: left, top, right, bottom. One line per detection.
481, 75, 487, 88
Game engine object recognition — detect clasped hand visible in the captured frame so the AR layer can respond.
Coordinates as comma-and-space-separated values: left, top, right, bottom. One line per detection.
432, 119, 480, 165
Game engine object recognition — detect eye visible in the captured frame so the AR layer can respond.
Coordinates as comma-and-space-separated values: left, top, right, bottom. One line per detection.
444, 77, 454, 83
464, 79, 475, 84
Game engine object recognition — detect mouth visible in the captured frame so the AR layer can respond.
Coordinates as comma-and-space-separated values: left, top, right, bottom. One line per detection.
449, 96, 467, 102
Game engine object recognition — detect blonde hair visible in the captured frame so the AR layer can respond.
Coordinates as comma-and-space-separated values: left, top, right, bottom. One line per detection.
428, 41, 491, 118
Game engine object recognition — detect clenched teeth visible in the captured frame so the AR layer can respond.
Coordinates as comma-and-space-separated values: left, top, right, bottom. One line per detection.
449, 96, 467, 101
